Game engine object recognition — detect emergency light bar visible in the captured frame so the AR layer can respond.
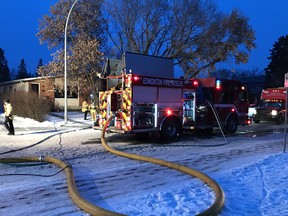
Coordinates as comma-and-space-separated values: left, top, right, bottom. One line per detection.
216, 80, 221, 90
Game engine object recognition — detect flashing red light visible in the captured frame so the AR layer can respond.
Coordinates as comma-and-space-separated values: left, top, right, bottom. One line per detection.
193, 80, 198, 87
133, 76, 139, 81
241, 86, 245, 90
247, 119, 252, 125
166, 109, 172, 115
231, 108, 235, 112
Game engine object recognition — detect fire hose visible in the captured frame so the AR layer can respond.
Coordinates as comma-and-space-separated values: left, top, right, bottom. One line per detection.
0, 116, 225, 215
100, 116, 225, 216
0, 156, 124, 216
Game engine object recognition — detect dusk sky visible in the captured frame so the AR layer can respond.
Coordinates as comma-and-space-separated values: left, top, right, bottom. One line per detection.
0, 1, 57, 74
0, 0, 287, 74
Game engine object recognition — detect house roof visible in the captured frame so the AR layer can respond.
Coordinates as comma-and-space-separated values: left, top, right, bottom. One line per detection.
0, 77, 51, 86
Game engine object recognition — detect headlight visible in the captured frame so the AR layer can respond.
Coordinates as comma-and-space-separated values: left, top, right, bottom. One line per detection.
271, 110, 278, 116
248, 107, 257, 116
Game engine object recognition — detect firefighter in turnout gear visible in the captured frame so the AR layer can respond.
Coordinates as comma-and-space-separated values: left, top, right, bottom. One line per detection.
89, 100, 98, 122
82, 99, 89, 120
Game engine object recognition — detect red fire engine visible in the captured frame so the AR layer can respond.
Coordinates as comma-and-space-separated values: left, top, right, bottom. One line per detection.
97, 73, 249, 138
98, 73, 199, 139
253, 87, 286, 124
96, 53, 250, 138
197, 77, 250, 134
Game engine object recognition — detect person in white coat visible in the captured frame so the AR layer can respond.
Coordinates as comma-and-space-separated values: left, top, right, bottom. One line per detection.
3, 99, 14, 135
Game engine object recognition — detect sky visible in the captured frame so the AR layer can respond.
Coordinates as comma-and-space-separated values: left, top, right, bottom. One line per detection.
217, 0, 288, 72
0, 1, 288, 74
0, 1, 58, 74
1, 112, 288, 215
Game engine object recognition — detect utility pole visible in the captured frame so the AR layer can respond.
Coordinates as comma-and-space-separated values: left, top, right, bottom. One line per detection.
284, 73, 288, 153
64, 0, 79, 124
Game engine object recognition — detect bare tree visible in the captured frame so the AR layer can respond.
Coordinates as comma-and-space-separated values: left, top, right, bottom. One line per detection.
105, 0, 255, 77
37, 0, 107, 103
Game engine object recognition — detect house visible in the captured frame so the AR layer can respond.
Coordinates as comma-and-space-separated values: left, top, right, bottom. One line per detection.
0, 77, 90, 110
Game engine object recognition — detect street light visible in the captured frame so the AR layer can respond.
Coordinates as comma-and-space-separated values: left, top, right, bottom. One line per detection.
64, 0, 79, 124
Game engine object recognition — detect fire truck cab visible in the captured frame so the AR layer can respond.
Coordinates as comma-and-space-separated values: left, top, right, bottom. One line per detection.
253, 88, 286, 124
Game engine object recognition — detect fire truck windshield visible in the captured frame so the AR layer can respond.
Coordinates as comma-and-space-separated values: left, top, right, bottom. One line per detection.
183, 92, 194, 99
264, 102, 282, 107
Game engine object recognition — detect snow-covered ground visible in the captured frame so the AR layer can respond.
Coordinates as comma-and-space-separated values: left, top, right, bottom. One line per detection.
0, 112, 288, 216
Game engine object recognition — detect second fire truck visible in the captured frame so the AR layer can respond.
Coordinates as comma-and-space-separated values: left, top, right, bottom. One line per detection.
96, 53, 250, 139
253, 87, 286, 124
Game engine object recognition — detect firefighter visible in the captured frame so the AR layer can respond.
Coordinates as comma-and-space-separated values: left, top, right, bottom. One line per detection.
3, 99, 15, 135
89, 100, 97, 122
82, 99, 89, 120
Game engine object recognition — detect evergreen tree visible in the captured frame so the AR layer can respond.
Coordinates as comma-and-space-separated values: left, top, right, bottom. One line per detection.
9, 68, 16, 80
0, 48, 10, 82
16, 58, 30, 79
264, 35, 288, 88
35, 58, 44, 77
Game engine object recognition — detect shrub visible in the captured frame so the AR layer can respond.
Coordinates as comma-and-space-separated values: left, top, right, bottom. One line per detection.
3, 91, 53, 122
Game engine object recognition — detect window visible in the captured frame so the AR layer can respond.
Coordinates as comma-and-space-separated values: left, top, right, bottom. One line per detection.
31, 84, 39, 95
54, 85, 78, 98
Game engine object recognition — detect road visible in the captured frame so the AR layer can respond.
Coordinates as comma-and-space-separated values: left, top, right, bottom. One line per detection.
0, 120, 286, 215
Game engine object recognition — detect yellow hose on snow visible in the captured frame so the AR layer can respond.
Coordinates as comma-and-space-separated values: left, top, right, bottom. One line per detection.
0, 156, 124, 216
100, 116, 225, 216
0, 116, 225, 216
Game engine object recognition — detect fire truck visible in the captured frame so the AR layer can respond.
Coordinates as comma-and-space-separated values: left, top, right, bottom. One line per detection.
197, 77, 250, 133
253, 87, 286, 124
96, 53, 250, 138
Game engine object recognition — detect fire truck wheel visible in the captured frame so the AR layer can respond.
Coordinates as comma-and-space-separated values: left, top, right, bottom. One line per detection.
225, 116, 238, 134
276, 114, 284, 125
253, 119, 260, 124
161, 118, 180, 139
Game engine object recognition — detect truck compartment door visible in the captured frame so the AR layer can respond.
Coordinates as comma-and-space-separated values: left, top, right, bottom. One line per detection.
183, 90, 196, 125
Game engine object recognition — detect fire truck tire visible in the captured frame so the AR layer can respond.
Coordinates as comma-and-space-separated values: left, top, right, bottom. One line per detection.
253, 119, 260, 124
160, 118, 181, 139
276, 114, 284, 125
225, 116, 238, 134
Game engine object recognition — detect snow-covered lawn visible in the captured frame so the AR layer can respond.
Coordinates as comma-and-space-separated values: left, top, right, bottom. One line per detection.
0, 112, 288, 216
